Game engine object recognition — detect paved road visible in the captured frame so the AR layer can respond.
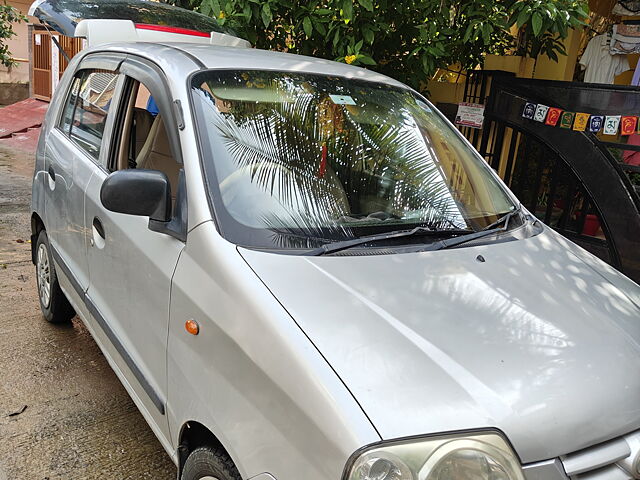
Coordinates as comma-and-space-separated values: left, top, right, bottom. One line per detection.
0, 146, 176, 479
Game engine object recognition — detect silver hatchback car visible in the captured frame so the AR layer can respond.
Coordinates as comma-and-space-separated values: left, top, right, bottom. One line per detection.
30, 7, 640, 480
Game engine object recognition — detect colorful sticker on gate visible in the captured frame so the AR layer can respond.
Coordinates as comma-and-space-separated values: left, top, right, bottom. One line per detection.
573, 113, 590, 132
522, 103, 537, 119
533, 105, 549, 122
545, 108, 562, 126
560, 111, 575, 129
621, 116, 638, 135
588, 115, 604, 133
604, 116, 621, 135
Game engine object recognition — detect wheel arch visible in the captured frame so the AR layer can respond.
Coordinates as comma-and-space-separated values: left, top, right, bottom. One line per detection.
176, 420, 240, 479
30, 212, 46, 264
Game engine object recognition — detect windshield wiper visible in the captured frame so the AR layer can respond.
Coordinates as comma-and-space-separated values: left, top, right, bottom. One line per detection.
422, 205, 523, 252
481, 205, 522, 231
310, 206, 523, 256
309, 226, 474, 256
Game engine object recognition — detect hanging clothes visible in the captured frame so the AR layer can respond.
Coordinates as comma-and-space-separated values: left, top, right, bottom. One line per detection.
612, 0, 640, 16
579, 34, 630, 84
611, 24, 640, 55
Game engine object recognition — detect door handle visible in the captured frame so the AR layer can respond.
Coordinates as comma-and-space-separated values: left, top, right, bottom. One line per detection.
92, 217, 105, 239
48, 166, 55, 181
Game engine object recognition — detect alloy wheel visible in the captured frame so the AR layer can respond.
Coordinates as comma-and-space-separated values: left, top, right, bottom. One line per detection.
36, 243, 51, 308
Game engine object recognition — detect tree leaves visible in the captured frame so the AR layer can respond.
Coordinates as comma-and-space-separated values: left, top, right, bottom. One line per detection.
0, 3, 27, 68
342, 0, 353, 22
303, 16, 313, 37
531, 11, 542, 35
183, 0, 588, 92
505, 0, 587, 61
357, 54, 376, 65
357, 0, 374, 12
516, 8, 529, 28
362, 26, 374, 44
261, 3, 272, 27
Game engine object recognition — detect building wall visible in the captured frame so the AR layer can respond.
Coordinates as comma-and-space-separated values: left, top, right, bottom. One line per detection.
1, 0, 36, 84
533, 28, 583, 81
614, 53, 639, 85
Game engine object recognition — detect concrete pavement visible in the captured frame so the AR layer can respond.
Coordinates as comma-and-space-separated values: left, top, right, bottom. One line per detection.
0, 145, 176, 479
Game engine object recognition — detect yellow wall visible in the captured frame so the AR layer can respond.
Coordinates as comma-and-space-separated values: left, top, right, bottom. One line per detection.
426, 80, 466, 104
614, 54, 638, 85
533, 28, 583, 81
476, 27, 586, 82
484, 54, 535, 77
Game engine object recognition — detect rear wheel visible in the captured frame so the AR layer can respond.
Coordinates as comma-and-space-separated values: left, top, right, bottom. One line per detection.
35, 230, 75, 323
181, 446, 241, 480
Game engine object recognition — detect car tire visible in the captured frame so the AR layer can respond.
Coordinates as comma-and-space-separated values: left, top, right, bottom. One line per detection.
181, 446, 242, 480
35, 230, 75, 323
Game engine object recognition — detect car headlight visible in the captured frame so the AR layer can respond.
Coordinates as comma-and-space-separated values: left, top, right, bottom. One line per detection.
345, 432, 525, 480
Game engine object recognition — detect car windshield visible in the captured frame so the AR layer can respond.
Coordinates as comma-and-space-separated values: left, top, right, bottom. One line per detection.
191, 70, 517, 250
30, 0, 231, 37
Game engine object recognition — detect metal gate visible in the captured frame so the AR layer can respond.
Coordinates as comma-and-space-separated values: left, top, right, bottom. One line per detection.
31, 27, 83, 101
461, 71, 640, 283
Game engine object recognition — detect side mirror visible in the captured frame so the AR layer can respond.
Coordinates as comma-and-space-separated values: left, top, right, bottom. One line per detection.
100, 169, 171, 222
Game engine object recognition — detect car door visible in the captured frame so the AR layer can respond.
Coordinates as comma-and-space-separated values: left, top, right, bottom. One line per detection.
83, 58, 186, 450
43, 61, 122, 299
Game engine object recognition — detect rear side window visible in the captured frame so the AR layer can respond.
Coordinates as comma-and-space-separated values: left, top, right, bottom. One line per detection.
59, 76, 81, 134
58, 69, 119, 162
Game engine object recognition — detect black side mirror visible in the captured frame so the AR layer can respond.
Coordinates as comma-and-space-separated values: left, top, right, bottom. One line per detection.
100, 169, 171, 222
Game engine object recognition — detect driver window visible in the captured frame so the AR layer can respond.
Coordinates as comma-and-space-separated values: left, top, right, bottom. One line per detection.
116, 80, 182, 201
59, 69, 119, 165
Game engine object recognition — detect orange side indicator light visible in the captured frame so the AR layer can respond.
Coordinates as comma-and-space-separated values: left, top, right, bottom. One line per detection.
185, 319, 200, 335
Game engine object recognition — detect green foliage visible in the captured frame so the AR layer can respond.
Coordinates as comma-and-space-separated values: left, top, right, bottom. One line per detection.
183, 0, 588, 91
508, 0, 588, 60
0, 1, 26, 68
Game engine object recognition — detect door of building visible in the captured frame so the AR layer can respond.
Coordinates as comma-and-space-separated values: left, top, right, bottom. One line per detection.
31, 27, 83, 101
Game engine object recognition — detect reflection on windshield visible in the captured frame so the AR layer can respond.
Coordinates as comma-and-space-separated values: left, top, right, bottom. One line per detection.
32, 0, 230, 36
192, 70, 515, 250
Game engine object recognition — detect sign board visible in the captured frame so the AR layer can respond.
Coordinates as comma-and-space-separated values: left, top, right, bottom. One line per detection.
51, 35, 59, 93
329, 94, 356, 105
455, 102, 485, 129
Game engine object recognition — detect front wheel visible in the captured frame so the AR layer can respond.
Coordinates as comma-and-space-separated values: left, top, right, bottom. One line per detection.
181, 447, 241, 480
35, 230, 75, 323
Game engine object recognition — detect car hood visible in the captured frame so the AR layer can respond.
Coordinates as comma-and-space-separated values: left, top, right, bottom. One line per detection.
238, 228, 640, 463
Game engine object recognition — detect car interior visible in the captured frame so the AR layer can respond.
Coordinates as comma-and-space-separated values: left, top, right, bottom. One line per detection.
115, 81, 182, 201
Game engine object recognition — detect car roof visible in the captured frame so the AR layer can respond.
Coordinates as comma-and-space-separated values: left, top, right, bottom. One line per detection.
93, 41, 409, 90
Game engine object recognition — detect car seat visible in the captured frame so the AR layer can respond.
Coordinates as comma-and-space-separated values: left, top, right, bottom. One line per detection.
136, 114, 181, 200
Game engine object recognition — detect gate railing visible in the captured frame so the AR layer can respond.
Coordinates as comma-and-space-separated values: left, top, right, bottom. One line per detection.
460, 71, 640, 282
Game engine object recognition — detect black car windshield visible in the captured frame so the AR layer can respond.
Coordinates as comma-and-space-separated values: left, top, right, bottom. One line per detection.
191, 70, 517, 250
31, 0, 231, 37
